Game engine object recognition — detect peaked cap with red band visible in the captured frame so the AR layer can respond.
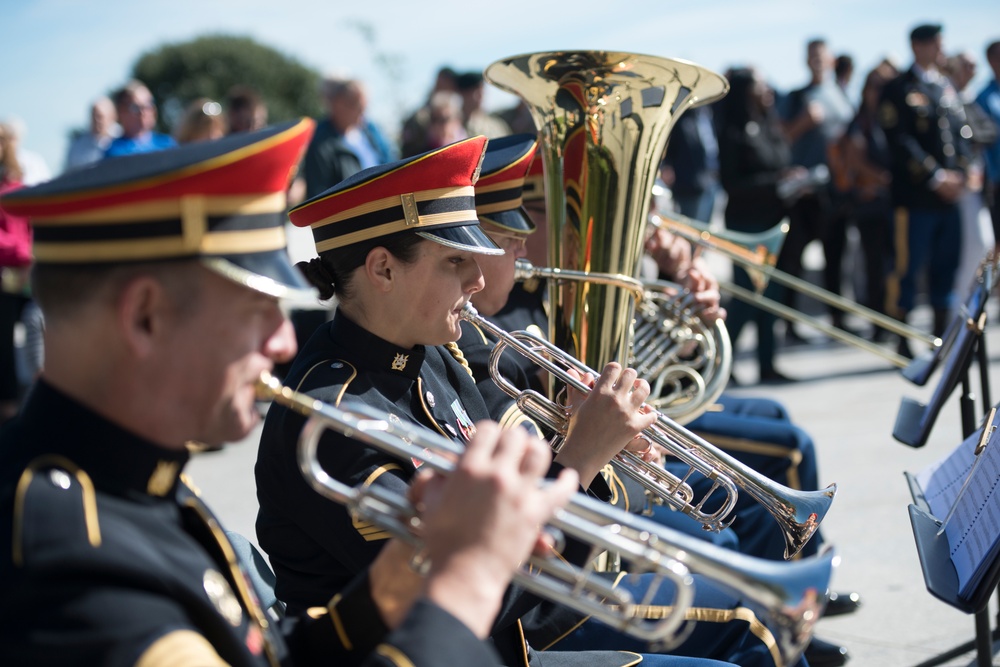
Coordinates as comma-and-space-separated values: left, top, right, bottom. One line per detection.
475, 133, 538, 236
289, 135, 501, 256
521, 144, 545, 202
0, 118, 317, 301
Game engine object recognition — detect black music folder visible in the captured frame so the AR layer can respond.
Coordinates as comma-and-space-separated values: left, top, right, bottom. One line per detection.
893, 302, 985, 448
903, 277, 988, 387
905, 411, 1000, 613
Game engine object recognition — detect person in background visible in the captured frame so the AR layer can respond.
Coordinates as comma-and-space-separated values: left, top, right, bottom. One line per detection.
779, 39, 856, 340
64, 97, 118, 171
879, 24, 974, 354
660, 104, 721, 223
456, 70, 512, 139
104, 80, 177, 158
226, 85, 269, 134
977, 40, 1000, 242
0, 118, 51, 186
0, 124, 31, 422
173, 98, 226, 144
837, 64, 897, 341
719, 67, 804, 384
942, 52, 996, 300
301, 76, 395, 200
835, 54, 855, 93
400, 66, 459, 158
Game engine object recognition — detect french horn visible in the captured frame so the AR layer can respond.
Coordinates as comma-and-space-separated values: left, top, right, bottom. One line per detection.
256, 370, 837, 664
512, 258, 732, 424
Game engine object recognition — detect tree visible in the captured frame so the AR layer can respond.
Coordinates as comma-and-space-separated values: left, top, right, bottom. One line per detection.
131, 34, 323, 133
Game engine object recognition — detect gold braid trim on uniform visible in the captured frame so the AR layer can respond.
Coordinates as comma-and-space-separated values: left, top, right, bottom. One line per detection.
374, 643, 417, 667
497, 403, 540, 433
135, 630, 228, 667
326, 593, 354, 651
516, 620, 531, 667
443, 342, 475, 379
294, 358, 357, 408
181, 497, 281, 667
884, 207, 909, 318
691, 431, 804, 490
13, 455, 101, 567
599, 463, 627, 511
538, 571, 631, 650
416, 377, 452, 440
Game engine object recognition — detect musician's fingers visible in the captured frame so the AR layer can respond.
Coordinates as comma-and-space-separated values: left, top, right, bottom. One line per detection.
517, 433, 553, 478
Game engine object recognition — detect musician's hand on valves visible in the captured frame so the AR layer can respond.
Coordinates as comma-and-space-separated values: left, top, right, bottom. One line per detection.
645, 227, 692, 280
413, 422, 578, 639
556, 363, 659, 487
682, 259, 726, 324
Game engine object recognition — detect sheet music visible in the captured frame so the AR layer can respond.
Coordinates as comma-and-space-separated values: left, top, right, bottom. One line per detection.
916, 420, 1000, 599
915, 430, 979, 520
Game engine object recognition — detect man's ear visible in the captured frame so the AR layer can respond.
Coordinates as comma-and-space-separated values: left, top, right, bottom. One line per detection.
364, 247, 395, 293
117, 275, 166, 358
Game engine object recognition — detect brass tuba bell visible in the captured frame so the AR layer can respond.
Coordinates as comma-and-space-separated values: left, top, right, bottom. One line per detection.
484, 51, 729, 379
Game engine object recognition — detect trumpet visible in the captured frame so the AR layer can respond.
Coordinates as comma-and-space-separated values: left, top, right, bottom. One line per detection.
652, 212, 942, 367
256, 371, 837, 664
513, 259, 732, 424
460, 303, 837, 559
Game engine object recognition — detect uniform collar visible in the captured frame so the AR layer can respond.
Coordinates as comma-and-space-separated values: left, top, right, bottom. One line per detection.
328, 310, 426, 381
16, 379, 189, 500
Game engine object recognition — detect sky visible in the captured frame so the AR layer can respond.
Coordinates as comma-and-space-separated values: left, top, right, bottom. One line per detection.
2, 0, 998, 174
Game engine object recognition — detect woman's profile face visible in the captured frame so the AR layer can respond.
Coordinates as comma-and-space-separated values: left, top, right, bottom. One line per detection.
388, 239, 485, 347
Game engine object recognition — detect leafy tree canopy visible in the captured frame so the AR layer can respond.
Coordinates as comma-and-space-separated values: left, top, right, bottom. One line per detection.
130, 34, 323, 132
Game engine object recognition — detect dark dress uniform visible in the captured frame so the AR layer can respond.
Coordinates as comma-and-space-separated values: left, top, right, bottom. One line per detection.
879, 62, 974, 322
0, 380, 497, 667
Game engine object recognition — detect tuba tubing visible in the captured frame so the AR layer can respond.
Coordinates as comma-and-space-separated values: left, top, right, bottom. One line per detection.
461, 303, 837, 559
256, 370, 837, 664
513, 258, 732, 424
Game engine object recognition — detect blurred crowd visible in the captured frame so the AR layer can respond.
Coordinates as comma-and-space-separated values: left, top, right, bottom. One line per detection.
0, 24, 999, 407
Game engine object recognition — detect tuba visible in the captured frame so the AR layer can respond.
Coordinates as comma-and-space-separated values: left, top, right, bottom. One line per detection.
484, 51, 729, 389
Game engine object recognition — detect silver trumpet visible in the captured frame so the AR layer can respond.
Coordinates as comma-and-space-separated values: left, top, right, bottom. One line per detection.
256, 371, 838, 664
460, 303, 837, 559
513, 258, 732, 424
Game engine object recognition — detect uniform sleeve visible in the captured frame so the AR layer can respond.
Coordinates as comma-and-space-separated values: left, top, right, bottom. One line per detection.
360, 600, 501, 667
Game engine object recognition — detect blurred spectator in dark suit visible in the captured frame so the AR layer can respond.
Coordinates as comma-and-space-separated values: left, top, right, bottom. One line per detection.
718, 67, 806, 384
660, 105, 720, 223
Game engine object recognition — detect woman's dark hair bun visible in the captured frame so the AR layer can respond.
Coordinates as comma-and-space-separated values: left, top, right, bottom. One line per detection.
297, 257, 337, 301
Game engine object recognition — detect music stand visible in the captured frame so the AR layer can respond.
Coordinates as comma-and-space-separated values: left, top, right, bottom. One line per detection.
903, 274, 989, 387
904, 410, 1000, 666
892, 294, 987, 448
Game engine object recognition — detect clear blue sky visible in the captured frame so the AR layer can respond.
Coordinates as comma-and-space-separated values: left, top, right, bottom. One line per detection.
2, 0, 997, 174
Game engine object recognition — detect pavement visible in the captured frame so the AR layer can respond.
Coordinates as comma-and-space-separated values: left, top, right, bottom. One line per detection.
186, 299, 1000, 667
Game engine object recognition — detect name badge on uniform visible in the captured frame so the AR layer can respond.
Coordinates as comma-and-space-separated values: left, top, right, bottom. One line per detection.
450, 399, 477, 442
